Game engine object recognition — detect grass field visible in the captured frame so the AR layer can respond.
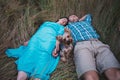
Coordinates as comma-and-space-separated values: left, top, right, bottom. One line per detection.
0, 0, 120, 80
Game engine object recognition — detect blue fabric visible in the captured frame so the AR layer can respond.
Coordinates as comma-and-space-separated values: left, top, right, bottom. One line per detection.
66, 14, 99, 43
5, 21, 64, 80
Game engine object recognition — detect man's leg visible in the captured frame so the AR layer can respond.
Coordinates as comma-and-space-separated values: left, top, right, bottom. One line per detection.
96, 41, 120, 80
17, 71, 28, 80
82, 70, 99, 80
74, 42, 99, 80
104, 68, 120, 80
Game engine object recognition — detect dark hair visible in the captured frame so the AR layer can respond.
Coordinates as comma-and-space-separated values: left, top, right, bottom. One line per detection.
56, 17, 69, 26
63, 17, 69, 26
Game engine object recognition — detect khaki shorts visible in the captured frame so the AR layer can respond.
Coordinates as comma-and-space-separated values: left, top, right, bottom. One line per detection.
74, 40, 120, 79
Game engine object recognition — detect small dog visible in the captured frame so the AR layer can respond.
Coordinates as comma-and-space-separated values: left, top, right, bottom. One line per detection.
57, 28, 73, 62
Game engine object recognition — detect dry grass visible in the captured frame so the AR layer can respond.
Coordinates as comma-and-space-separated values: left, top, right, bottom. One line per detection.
0, 0, 120, 80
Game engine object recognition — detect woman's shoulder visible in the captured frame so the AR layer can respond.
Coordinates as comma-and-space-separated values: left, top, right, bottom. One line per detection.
44, 21, 63, 26
44, 21, 55, 24
41, 21, 55, 26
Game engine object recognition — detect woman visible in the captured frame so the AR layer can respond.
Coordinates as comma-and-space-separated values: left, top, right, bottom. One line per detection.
5, 17, 68, 80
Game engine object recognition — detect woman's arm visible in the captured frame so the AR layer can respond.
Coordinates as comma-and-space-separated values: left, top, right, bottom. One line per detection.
52, 40, 60, 57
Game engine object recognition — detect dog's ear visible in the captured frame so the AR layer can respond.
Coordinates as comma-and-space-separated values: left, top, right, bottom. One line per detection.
56, 35, 63, 41
64, 28, 70, 33
70, 37, 73, 43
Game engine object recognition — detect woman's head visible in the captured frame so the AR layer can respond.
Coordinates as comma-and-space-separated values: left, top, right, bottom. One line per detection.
69, 15, 79, 22
57, 17, 68, 26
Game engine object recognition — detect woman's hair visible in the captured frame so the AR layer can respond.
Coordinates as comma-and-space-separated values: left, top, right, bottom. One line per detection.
56, 17, 69, 26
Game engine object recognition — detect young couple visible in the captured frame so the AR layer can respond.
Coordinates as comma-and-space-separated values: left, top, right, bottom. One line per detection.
6, 14, 120, 80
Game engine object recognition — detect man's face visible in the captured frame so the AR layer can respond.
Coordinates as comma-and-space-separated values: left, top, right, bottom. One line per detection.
69, 15, 79, 22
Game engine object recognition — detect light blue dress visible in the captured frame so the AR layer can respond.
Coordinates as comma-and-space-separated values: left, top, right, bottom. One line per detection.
5, 21, 64, 80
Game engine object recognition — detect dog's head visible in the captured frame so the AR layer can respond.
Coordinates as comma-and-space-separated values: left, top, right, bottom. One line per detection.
62, 28, 73, 45
56, 28, 73, 46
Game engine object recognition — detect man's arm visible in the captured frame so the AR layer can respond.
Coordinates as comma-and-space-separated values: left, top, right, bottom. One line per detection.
79, 15, 87, 21
79, 14, 92, 24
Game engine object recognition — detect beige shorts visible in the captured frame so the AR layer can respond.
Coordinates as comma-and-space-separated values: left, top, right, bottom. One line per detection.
74, 40, 120, 79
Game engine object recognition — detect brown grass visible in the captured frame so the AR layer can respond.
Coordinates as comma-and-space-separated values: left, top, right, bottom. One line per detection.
0, 0, 120, 80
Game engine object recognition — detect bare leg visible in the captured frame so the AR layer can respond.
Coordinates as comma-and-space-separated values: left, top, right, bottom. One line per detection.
17, 71, 28, 80
34, 78, 41, 80
104, 68, 120, 80
83, 70, 99, 80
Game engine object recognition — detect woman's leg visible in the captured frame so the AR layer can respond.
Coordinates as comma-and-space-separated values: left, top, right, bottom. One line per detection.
17, 71, 28, 80
34, 78, 41, 80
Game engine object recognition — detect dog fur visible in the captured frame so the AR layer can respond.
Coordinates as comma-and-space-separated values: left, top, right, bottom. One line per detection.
57, 28, 73, 62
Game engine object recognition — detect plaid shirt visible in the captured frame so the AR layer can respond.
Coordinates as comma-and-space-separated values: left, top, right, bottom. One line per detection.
66, 14, 100, 43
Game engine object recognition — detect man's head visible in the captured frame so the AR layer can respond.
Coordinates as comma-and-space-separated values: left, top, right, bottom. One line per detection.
69, 15, 79, 22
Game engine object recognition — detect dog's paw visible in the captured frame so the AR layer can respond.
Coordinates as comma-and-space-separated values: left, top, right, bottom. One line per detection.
56, 35, 63, 41
64, 28, 70, 33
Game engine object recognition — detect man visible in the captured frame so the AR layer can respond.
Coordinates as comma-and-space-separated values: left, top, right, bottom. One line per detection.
66, 14, 120, 80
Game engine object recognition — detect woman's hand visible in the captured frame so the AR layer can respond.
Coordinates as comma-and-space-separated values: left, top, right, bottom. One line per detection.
52, 48, 58, 57
52, 40, 60, 57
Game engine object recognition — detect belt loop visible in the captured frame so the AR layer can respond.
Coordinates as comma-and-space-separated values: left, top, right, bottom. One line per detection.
89, 39, 98, 41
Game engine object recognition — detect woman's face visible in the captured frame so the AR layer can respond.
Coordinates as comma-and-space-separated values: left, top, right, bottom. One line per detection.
58, 18, 68, 26
69, 15, 79, 22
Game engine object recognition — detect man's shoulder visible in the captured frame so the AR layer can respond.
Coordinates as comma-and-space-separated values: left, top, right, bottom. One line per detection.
68, 21, 82, 25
